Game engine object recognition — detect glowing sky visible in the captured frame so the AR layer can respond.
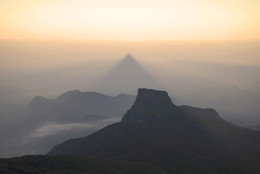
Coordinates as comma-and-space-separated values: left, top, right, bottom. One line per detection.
0, 0, 260, 40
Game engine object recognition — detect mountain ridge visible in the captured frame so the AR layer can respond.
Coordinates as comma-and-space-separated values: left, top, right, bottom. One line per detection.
27, 89, 136, 121
48, 88, 260, 173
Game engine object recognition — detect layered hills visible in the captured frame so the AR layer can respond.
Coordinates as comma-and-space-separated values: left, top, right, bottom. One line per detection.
0, 90, 135, 158
28, 90, 135, 121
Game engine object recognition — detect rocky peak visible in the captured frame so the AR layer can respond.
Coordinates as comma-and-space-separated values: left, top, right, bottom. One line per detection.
135, 88, 174, 107
121, 88, 177, 124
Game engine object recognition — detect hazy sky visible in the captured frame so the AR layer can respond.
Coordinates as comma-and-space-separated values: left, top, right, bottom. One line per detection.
0, 0, 260, 102
1, 0, 260, 40
1, 40, 259, 104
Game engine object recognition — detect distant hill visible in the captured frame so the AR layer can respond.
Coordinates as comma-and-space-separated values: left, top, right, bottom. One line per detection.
28, 89, 136, 122
48, 88, 260, 174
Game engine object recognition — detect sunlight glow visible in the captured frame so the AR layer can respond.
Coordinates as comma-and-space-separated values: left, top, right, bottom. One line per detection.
0, 0, 259, 40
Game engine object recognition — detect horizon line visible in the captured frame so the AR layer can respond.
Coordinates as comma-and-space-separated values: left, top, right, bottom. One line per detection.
0, 37, 260, 42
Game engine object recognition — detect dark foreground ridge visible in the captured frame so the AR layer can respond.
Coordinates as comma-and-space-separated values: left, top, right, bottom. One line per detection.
0, 155, 169, 174
2, 88, 260, 174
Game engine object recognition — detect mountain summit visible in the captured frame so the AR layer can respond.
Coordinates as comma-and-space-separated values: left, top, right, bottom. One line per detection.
48, 88, 260, 174
121, 88, 177, 124
95, 55, 159, 94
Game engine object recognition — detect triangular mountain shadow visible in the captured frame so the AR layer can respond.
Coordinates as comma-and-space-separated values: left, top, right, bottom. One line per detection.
94, 54, 160, 95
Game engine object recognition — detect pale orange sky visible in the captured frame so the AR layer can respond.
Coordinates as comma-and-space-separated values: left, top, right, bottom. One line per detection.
0, 0, 260, 40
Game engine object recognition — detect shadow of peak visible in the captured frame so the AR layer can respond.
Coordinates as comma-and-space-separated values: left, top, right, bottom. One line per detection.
120, 54, 138, 64
125, 54, 134, 59
93, 54, 160, 95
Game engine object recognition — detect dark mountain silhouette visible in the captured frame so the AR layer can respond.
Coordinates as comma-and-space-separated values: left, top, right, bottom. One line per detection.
28, 90, 135, 121
48, 88, 260, 174
95, 54, 159, 94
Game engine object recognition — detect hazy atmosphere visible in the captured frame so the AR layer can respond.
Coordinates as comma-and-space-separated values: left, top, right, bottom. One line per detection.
0, 40, 260, 102
0, 2, 260, 172
1, 40, 259, 103
1, 40, 260, 157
